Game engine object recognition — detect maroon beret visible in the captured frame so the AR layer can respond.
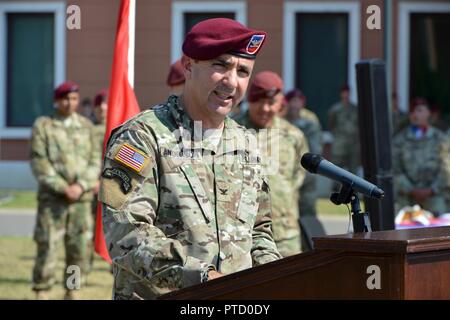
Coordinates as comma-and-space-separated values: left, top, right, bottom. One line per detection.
340, 84, 350, 92
285, 89, 305, 102
410, 97, 429, 112
166, 60, 185, 86
182, 18, 267, 60
54, 81, 79, 99
248, 71, 284, 103
94, 89, 108, 107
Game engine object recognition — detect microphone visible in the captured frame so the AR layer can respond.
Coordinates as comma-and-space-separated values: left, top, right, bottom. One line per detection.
300, 153, 384, 199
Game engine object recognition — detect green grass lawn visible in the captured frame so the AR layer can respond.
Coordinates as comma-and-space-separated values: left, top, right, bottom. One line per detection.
0, 190, 37, 209
0, 237, 113, 300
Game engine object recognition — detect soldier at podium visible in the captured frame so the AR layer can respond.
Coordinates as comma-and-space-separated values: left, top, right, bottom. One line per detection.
99, 18, 281, 300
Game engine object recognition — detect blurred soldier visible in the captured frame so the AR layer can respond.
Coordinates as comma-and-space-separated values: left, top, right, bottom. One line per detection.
328, 85, 360, 175
78, 97, 94, 122
285, 89, 322, 218
86, 89, 108, 273
235, 72, 309, 257
99, 18, 281, 300
393, 98, 447, 214
166, 59, 185, 96
391, 92, 409, 135
30, 81, 100, 299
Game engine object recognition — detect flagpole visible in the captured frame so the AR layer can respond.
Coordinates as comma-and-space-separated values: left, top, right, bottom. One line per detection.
128, 0, 136, 88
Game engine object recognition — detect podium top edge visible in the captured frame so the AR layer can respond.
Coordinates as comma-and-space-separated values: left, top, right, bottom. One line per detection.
313, 226, 450, 253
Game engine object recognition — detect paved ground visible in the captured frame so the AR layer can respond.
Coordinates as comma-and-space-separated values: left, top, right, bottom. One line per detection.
0, 208, 350, 237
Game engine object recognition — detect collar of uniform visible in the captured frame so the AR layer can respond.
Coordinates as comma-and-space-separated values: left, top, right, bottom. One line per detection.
53, 112, 84, 128
406, 124, 436, 140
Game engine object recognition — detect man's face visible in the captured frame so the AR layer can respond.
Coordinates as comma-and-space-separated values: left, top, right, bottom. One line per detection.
248, 92, 284, 128
55, 92, 79, 117
94, 102, 108, 123
183, 54, 255, 118
410, 105, 430, 126
341, 90, 350, 104
287, 96, 305, 117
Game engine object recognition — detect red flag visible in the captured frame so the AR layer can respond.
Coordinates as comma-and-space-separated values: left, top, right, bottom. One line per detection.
95, 0, 140, 263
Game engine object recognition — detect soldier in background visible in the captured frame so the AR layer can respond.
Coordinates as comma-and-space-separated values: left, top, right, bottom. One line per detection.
99, 18, 281, 300
78, 97, 95, 122
328, 85, 360, 176
30, 81, 100, 299
235, 72, 309, 257
166, 59, 185, 96
86, 89, 108, 273
392, 97, 447, 215
285, 89, 322, 219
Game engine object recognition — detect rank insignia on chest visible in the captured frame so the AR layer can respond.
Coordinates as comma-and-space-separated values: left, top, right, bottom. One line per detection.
114, 143, 149, 173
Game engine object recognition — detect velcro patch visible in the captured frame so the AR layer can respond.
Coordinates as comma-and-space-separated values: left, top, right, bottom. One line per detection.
102, 167, 132, 194
113, 143, 150, 173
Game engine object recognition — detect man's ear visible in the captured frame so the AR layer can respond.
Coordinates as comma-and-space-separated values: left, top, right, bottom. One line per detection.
181, 55, 193, 80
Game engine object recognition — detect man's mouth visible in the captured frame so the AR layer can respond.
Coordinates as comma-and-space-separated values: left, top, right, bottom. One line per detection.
213, 90, 234, 102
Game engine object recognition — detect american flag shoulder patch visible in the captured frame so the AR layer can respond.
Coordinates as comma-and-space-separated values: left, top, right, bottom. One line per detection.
114, 143, 149, 173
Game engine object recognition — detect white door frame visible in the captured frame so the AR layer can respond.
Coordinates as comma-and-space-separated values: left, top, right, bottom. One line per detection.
397, 2, 450, 112
0, 1, 66, 139
283, 1, 361, 103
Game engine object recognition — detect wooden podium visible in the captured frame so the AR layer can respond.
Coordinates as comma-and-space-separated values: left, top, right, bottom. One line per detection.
160, 226, 450, 300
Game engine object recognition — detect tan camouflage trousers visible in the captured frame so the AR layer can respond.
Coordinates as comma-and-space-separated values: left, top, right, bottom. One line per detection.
32, 199, 93, 291
299, 173, 317, 217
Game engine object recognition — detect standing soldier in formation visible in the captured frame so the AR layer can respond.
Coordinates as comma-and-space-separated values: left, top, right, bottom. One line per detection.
99, 18, 281, 300
166, 59, 185, 96
392, 98, 447, 214
235, 72, 309, 257
285, 89, 322, 219
30, 81, 101, 300
86, 89, 108, 273
328, 85, 360, 176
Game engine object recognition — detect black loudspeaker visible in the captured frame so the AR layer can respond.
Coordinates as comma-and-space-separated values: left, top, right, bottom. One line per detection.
355, 59, 396, 231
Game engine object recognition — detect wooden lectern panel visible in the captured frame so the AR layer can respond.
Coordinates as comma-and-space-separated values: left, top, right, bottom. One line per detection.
160, 226, 450, 300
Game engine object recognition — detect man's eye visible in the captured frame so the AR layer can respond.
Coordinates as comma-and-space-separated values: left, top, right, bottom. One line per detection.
238, 69, 249, 77
212, 62, 226, 67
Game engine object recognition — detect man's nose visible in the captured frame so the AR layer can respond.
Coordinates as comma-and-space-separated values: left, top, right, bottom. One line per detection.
223, 69, 238, 90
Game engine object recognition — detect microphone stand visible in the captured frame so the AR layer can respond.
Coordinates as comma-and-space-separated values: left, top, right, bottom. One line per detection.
330, 182, 372, 233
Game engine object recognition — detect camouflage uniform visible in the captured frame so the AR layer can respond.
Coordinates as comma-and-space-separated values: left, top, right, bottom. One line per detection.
30, 112, 100, 291
234, 112, 309, 257
443, 131, 450, 212
328, 101, 360, 174
392, 125, 447, 214
99, 95, 281, 300
291, 108, 322, 218
392, 111, 409, 135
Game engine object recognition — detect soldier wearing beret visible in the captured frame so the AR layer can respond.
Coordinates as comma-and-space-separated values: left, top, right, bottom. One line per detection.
166, 59, 185, 95
285, 89, 322, 220
393, 97, 448, 214
99, 18, 281, 300
234, 71, 309, 257
30, 81, 101, 299
328, 85, 360, 175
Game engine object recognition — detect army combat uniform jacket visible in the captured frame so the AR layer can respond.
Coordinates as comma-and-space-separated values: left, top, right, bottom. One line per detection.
99, 96, 281, 299
234, 113, 309, 257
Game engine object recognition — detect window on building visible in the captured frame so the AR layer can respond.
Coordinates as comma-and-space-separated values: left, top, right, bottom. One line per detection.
410, 13, 450, 123
295, 13, 349, 130
6, 13, 55, 127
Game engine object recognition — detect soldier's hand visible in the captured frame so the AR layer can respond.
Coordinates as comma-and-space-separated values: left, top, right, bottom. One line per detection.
93, 181, 100, 195
410, 188, 433, 204
207, 270, 224, 280
65, 184, 84, 202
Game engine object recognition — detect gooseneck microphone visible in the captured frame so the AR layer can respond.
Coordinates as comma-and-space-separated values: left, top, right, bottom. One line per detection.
300, 153, 384, 199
